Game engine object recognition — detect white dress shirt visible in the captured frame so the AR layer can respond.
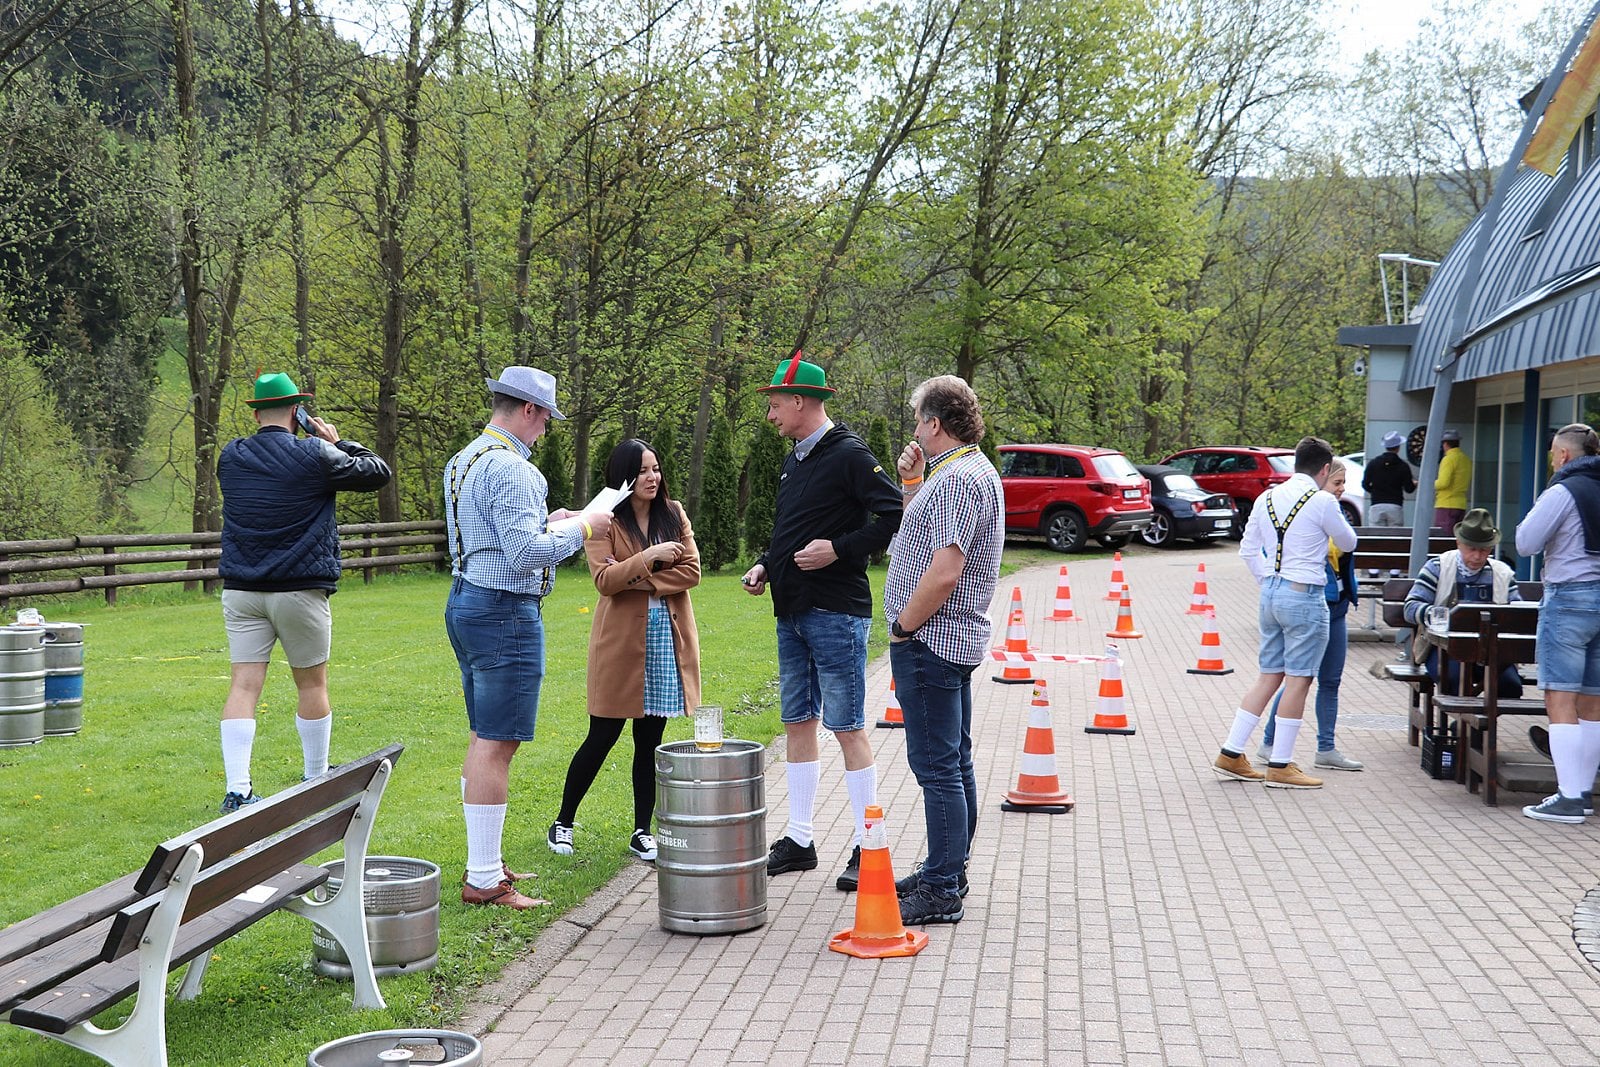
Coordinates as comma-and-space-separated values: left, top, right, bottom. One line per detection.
1239, 472, 1358, 586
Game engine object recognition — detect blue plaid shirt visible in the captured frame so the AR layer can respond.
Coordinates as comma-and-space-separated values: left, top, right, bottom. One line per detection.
884, 445, 1005, 665
444, 426, 585, 596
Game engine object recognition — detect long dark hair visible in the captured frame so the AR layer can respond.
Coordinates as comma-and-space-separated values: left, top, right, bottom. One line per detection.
607, 438, 682, 546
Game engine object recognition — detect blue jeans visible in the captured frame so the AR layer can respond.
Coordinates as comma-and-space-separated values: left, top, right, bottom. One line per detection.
1538, 580, 1600, 695
445, 578, 546, 741
1263, 601, 1348, 751
891, 639, 976, 896
775, 610, 870, 732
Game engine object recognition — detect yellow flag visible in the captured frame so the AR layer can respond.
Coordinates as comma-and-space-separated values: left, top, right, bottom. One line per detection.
1524, 16, 1600, 177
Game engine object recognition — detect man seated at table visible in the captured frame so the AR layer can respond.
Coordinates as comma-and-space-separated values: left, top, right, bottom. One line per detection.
1401, 508, 1525, 698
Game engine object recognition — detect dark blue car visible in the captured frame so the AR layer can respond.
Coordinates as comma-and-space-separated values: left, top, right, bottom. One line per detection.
1136, 464, 1238, 548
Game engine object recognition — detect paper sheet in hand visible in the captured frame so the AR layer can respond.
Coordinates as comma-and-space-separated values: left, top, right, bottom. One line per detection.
549, 481, 632, 534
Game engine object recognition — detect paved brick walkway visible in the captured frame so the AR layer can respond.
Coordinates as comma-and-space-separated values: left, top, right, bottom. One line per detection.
466, 545, 1600, 1065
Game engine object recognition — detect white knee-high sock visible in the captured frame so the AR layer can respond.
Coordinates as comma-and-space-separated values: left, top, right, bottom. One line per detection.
464, 802, 507, 889
784, 760, 820, 847
221, 718, 256, 795
1551, 723, 1587, 799
844, 765, 877, 845
1580, 720, 1600, 794
1270, 718, 1303, 766
297, 714, 331, 779
1222, 709, 1260, 755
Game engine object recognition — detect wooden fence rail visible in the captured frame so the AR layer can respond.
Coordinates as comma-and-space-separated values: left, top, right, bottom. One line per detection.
0, 521, 447, 607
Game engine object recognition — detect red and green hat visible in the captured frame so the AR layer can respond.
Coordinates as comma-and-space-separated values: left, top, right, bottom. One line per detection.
758, 351, 834, 399
246, 372, 313, 410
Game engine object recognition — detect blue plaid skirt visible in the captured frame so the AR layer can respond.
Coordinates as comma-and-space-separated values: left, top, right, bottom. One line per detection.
643, 603, 684, 717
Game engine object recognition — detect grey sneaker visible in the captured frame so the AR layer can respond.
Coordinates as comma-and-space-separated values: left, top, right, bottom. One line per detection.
1523, 793, 1586, 824
1256, 741, 1272, 763
1587, 792, 1596, 817
219, 790, 259, 814
1314, 749, 1365, 772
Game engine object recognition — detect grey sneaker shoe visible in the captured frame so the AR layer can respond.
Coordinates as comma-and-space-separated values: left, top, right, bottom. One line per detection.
1523, 793, 1586, 824
1587, 792, 1595, 817
1256, 742, 1272, 763
1314, 748, 1364, 771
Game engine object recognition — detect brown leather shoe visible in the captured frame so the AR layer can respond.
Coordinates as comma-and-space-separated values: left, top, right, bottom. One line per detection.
461, 878, 549, 909
463, 863, 537, 885
1264, 762, 1323, 789
1213, 751, 1265, 781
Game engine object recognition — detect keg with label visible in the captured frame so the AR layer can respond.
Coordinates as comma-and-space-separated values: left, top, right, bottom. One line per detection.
0, 626, 46, 746
42, 621, 84, 736
306, 1029, 481, 1067
310, 856, 440, 978
654, 739, 767, 935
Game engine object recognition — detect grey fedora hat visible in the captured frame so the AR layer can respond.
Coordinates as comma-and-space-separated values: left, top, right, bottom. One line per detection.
486, 366, 566, 420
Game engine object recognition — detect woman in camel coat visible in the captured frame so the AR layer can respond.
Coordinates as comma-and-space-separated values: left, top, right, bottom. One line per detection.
548, 438, 701, 862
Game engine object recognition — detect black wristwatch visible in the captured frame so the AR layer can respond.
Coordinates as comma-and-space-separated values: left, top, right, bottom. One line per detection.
891, 618, 916, 639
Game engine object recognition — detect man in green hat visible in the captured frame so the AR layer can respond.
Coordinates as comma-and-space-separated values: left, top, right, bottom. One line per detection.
741, 352, 902, 892
215, 372, 392, 815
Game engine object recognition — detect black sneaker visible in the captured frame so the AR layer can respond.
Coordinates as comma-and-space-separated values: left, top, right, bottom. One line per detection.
219, 790, 259, 814
1530, 724, 1551, 759
629, 829, 657, 862
767, 836, 818, 875
894, 860, 968, 899
835, 845, 862, 892
547, 821, 574, 856
899, 883, 964, 925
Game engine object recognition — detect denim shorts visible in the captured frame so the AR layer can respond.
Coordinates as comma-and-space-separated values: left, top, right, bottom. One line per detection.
222, 588, 332, 668
1538, 580, 1600, 695
1257, 575, 1329, 677
444, 578, 546, 741
775, 609, 870, 732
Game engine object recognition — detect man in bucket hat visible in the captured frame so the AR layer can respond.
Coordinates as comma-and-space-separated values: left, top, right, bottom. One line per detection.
216, 372, 392, 815
1363, 430, 1416, 530
741, 352, 902, 892
444, 366, 614, 908
1402, 507, 1524, 705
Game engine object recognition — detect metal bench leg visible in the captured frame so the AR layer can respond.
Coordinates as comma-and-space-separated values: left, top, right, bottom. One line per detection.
175, 952, 209, 1001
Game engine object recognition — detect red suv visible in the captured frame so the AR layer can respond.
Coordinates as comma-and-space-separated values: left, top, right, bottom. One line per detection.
998, 444, 1153, 552
1159, 446, 1294, 538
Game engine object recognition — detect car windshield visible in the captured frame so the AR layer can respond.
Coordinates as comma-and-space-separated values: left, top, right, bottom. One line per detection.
1161, 473, 1201, 492
1267, 455, 1295, 474
1092, 453, 1139, 479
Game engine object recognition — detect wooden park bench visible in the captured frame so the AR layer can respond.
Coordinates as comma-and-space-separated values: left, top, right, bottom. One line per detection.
1350, 529, 1457, 634
0, 743, 403, 1066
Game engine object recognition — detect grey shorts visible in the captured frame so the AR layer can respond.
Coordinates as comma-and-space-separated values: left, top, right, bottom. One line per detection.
222, 588, 332, 668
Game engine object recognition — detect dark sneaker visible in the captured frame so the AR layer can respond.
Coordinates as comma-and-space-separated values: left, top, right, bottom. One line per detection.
894, 860, 969, 899
1530, 724, 1551, 759
899, 883, 964, 925
547, 821, 574, 855
219, 790, 259, 814
767, 836, 818, 875
1523, 793, 1586, 824
835, 845, 862, 892
629, 830, 657, 862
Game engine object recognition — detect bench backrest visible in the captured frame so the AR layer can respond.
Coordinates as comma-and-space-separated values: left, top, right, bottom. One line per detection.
1352, 529, 1459, 573
103, 743, 405, 962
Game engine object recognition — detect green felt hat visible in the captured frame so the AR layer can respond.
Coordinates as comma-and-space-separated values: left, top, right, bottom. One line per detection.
1454, 508, 1499, 548
758, 352, 834, 399
246, 372, 313, 410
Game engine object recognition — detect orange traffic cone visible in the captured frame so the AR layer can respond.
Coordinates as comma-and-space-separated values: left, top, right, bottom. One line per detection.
990, 586, 1036, 685
1085, 644, 1136, 735
877, 677, 905, 729
1185, 562, 1212, 615
1045, 565, 1081, 622
1104, 583, 1144, 639
828, 805, 928, 959
1001, 680, 1074, 813
1103, 551, 1126, 600
1187, 607, 1233, 675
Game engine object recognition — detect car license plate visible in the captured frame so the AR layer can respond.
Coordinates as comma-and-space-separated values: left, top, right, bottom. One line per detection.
1214, 518, 1232, 528
1122, 488, 1140, 501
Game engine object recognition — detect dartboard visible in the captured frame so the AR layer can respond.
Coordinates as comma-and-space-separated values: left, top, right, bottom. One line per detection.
1406, 425, 1428, 467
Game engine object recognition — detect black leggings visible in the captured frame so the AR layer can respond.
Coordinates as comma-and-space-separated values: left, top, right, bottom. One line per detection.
557, 714, 668, 832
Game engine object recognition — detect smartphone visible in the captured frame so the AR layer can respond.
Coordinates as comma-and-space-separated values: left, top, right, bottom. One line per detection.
295, 406, 316, 435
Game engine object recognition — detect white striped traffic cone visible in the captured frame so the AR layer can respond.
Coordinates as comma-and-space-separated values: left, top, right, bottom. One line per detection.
1001, 681, 1074, 813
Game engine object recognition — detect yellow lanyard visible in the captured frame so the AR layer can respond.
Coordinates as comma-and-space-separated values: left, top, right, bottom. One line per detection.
926, 444, 979, 481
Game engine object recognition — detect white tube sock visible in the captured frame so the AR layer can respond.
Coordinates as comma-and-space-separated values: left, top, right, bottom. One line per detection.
844, 765, 877, 846
1270, 718, 1303, 766
1580, 720, 1600, 795
220, 718, 256, 796
297, 714, 331, 779
1551, 723, 1587, 799
464, 802, 507, 889
783, 760, 820, 847
1222, 709, 1260, 755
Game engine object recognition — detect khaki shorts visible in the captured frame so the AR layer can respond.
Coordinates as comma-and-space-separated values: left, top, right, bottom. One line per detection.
222, 588, 332, 668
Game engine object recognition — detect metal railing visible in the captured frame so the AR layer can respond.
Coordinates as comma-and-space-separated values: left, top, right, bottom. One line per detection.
1377, 253, 1440, 325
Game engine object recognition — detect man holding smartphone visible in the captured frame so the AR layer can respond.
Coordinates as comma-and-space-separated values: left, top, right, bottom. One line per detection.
215, 372, 392, 814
